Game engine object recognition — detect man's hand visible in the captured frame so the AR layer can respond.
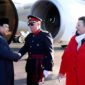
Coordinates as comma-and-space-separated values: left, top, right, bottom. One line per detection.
14, 52, 22, 62
56, 73, 65, 82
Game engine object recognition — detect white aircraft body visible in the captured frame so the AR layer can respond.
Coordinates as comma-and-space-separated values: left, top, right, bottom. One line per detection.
12, 0, 85, 44
30, 0, 85, 43
1, 0, 85, 44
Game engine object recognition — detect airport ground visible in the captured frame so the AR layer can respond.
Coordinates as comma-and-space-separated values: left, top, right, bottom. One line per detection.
10, 42, 66, 85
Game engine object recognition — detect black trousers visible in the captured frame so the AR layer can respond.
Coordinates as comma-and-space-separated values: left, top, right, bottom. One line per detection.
27, 74, 39, 85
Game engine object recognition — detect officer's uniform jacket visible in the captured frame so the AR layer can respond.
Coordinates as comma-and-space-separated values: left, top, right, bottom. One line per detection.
19, 30, 53, 82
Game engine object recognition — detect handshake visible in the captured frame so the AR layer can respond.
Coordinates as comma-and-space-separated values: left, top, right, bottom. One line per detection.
17, 53, 22, 57
13, 52, 22, 62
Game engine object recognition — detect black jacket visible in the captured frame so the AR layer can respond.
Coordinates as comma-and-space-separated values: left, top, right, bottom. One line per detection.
19, 31, 54, 71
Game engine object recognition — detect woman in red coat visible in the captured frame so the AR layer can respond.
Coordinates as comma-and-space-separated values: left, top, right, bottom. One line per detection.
57, 16, 85, 85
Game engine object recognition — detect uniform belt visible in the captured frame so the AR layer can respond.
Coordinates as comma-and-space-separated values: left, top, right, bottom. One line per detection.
29, 54, 44, 59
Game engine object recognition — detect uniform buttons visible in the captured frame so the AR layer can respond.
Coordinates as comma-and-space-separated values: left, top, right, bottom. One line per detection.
30, 46, 32, 48
37, 44, 39, 46
32, 40, 34, 43
33, 35, 35, 37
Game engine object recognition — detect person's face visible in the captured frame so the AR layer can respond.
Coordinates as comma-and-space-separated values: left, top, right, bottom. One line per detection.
0, 24, 10, 36
76, 20, 85, 35
28, 20, 41, 33
3, 24, 9, 32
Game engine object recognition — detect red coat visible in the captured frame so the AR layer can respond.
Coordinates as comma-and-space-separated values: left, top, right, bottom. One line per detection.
59, 36, 85, 85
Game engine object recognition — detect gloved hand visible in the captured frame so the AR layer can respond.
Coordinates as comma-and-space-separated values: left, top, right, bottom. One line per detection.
43, 70, 50, 78
56, 73, 65, 82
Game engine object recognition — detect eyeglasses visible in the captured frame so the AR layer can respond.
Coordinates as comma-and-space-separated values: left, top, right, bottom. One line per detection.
28, 23, 34, 26
28, 21, 36, 26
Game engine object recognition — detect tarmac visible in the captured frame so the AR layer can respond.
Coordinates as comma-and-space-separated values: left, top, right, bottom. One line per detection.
10, 43, 66, 85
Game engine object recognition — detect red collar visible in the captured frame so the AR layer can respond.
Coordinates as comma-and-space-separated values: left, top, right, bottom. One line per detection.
33, 30, 41, 35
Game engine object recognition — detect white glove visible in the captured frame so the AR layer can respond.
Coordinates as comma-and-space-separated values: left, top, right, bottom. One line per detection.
43, 70, 50, 78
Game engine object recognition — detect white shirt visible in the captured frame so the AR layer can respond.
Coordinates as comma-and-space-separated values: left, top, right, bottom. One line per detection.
75, 33, 85, 50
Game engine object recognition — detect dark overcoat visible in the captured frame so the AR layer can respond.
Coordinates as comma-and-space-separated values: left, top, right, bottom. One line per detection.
0, 34, 20, 85
19, 31, 53, 83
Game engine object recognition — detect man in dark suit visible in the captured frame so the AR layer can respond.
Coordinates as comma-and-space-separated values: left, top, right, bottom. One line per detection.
19, 15, 54, 85
0, 18, 21, 85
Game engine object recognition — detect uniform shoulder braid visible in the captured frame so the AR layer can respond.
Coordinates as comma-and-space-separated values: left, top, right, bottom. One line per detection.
41, 31, 52, 38
41, 31, 53, 43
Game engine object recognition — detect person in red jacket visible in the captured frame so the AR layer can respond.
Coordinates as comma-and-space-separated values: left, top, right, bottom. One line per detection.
57, 16, 85, 85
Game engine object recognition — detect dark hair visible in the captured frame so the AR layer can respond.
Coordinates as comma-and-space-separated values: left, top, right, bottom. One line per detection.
78, 16, 85, 26
0, 18, 9, 26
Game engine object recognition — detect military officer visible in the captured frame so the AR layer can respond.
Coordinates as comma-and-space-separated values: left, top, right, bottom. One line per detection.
19, 15, 54, 85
